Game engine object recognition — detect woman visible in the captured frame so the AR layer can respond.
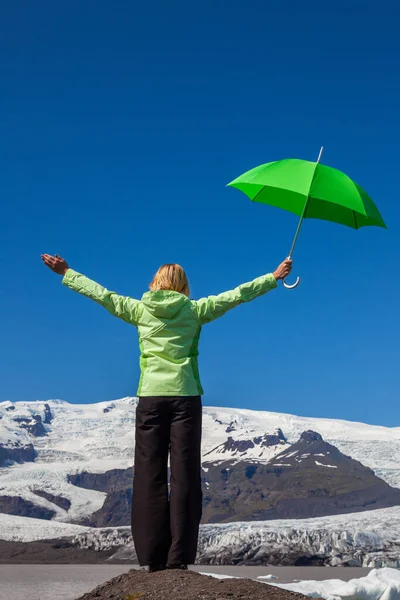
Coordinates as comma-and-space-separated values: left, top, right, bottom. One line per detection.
41, 253, 292, 571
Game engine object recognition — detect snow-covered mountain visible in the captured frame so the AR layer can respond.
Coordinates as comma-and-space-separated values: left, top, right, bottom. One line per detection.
1, 397, 400, 527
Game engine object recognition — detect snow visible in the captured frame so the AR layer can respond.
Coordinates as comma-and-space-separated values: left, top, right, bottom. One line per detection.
279, 451, 298, 459
0, 514, 90, 542
315, 461, 338, 468
0, 462, 107, 522
200, 572, 241, 580
269, 568, 400, 600
0, 413, 30, 448
0, 398, 135, 521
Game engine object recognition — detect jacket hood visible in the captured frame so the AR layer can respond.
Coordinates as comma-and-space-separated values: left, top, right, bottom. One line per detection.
141, 290, 190, 319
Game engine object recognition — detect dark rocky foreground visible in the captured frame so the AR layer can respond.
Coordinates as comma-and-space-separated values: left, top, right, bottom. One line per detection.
76, 568, 311, 600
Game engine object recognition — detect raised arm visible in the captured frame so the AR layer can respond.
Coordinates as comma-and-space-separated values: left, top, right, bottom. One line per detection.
41, 254, 139, 326
194, 259, 292, 324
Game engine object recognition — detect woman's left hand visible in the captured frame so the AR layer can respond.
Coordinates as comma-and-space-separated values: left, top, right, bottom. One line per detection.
41, 254, 69, 276
273, 258, 293, 281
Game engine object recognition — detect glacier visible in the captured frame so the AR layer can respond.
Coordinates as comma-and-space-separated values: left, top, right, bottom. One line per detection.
64, 505, 400, 569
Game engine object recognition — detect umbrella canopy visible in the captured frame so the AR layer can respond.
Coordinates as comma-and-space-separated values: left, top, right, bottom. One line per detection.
227, 149, 386, 289
227, 157, 386, 230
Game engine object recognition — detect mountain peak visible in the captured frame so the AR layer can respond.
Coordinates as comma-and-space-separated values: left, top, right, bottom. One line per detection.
300, 430, 323, 443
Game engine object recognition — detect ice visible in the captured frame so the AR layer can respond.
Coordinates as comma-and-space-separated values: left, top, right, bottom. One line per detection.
196, 506, 400, 568
269, 568, 400, 600
187, 570, 400, 599
199, 572, 239, 580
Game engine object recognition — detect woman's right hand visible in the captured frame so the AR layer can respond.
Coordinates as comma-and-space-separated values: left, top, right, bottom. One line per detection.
273, 258, 293, 281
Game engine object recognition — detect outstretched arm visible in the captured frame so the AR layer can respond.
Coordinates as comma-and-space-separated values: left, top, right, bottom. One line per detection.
194, 258, 292, 324
41, 254, 139, 326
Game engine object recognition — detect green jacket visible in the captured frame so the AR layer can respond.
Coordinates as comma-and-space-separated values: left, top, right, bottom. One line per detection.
62, 269, 277, 397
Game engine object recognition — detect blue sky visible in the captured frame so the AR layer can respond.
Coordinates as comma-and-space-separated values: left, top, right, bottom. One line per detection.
1, 1, 399, 426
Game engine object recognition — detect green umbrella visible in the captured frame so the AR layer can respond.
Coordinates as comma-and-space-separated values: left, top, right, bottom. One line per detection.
227, 147, 386, 289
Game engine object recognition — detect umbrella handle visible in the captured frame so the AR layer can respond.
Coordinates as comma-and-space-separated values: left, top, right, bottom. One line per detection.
281, 254, 300, 289
282, 275, 300, 289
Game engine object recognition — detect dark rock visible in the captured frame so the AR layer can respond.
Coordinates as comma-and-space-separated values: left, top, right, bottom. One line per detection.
86, 488, 132, 527
68, 467, 133, 493
19, 414, 47, 437
300, 430, 323, 443
204, 430, 287, 460
225, 437, 254, 453
43, 403, 53, 424
226, 421, 237, 433
245, 465, 258, 479
0, 496, 56, 520
32, 490, 71, 511
5, 405, 15, 411
294, 555, 326, 566
220, 468, 231, 483
0, 443, 37, 467
261, 429, 287, 447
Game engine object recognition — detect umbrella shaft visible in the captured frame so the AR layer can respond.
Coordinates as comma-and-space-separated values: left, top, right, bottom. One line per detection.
287, 146, 324, 259
287, 200, 308, 258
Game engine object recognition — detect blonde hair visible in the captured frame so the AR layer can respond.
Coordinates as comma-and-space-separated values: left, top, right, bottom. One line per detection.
150, 264, 190, 297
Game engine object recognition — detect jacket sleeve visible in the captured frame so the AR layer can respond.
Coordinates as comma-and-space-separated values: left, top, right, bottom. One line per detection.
62, 269, 139, 326
193, 273, 277, 325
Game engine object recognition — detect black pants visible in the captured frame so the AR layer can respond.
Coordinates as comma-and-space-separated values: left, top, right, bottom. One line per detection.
131, 396, 203, 567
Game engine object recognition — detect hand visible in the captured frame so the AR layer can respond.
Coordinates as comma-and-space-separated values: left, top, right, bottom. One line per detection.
273, 258, 293, 281
41, 254, 69, 276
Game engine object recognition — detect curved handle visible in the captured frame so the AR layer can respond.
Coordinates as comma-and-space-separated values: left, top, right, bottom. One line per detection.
283, 276, 300, 290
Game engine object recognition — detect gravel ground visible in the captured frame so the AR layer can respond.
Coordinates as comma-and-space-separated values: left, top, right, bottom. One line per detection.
75, 569, 315, 600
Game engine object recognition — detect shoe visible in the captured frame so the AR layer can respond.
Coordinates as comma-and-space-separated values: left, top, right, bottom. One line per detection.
166, 564, 188, 570
148, 564, 166, 573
